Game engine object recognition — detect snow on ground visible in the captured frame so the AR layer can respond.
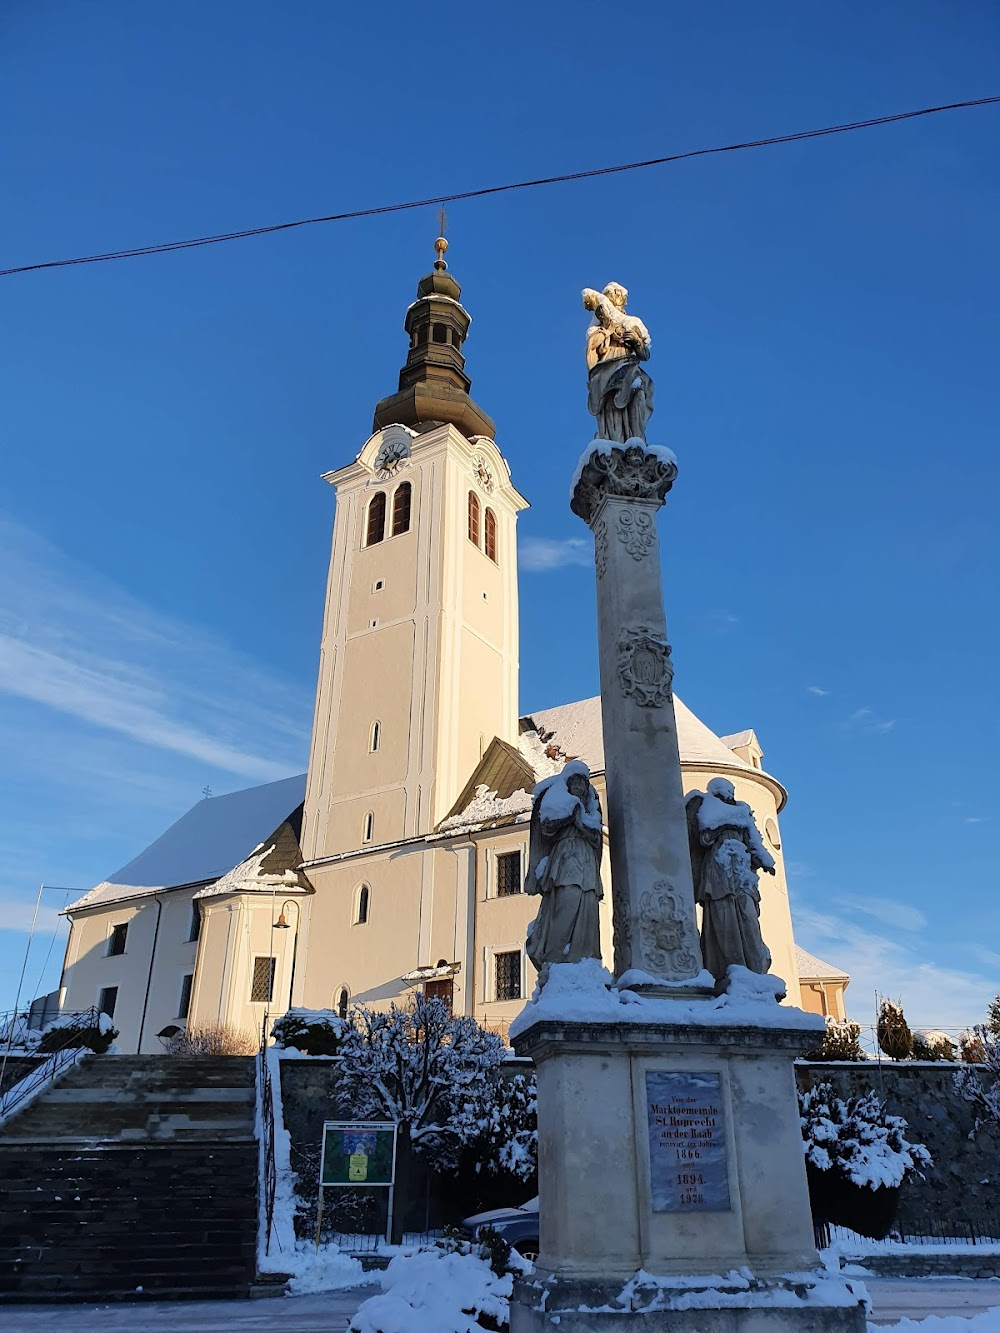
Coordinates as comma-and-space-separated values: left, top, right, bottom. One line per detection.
285, 1239, 365, 1295
349, 1247, 518, 1333
877, 1312, 1000, 1332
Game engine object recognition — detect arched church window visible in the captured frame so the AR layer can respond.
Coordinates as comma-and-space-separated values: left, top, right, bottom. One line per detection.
484, 507, 498, 563
336, 987, 350, 1019
432, 323, 447, 344
468, 492, 480, 547
369, 720, 380, 753
391, 482, 412, 536
366, 492, 387, 547
354, 884, 370, 925
362, 811, 374, 843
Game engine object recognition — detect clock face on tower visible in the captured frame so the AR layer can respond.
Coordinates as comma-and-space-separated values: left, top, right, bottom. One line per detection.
374, 436, 410, 478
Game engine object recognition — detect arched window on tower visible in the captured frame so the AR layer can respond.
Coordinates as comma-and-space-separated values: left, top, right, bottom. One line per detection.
366, 492, 387, 547
432, 323, 447, 343
484, 507, 498, 563
391, 482, 412, 536
468, 492, 481, 547
362, 811, 374, 843
369, 720, 381, 753
336, 987, 350, 1019
354, 884, 370, 925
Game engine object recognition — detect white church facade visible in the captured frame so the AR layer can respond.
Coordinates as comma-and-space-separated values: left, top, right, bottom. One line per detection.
55, 253, 849, 1051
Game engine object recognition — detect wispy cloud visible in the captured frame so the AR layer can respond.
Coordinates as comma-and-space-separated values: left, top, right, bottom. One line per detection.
519, 537, 592, 572
839, 893, 926, 934
705, 610, 740, 633
845, 705, 896, 735
0, 515, 310, 782
0, 895, 65, 935
806, 686, 830, 697
795, 903, 994, 1030
964, 816, 988, 824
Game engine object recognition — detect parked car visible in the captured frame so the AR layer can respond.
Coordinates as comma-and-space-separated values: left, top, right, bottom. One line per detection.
461, 1198, 539, 1262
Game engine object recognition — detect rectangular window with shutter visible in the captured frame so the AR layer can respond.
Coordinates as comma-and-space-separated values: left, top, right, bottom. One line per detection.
107, 923, 128, 956
250, 956, 276, 1003
494, 950, 522, 1002
178, 973, 194, 1020
496, 851, 522, 897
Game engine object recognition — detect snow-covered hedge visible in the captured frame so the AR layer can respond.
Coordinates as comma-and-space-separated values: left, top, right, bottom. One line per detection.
801, 1082, 932, 1191
272, 1008, 345, 1056
955, 1025, 1000, 1136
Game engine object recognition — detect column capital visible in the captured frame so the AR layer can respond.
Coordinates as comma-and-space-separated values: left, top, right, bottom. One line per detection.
571, 439, 678, 527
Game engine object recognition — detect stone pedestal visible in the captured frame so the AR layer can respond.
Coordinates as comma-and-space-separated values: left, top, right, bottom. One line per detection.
509, 1015, 867, 1332
571, 441, 706, 990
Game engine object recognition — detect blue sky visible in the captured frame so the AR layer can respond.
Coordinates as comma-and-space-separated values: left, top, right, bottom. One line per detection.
1, 2, 998, 1031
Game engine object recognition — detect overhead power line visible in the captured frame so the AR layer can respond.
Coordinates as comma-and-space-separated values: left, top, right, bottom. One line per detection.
3, 94, 998, 280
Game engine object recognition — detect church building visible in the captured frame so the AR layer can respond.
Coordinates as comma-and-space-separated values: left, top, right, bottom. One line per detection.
55, 246, 849, 1050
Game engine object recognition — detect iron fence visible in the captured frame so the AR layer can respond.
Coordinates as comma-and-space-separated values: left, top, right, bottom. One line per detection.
259, 1015, 278, 1255
0, 1007, 102, 1122
816, 1213, 1000, 1251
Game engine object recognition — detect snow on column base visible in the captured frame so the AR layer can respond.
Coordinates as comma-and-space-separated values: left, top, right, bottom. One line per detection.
511, 1267, 868, 1333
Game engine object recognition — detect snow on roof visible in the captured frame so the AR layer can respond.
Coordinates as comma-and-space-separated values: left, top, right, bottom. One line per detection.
795, 946, 850, 982
720, 729, 756, 750
523, 696, 756, 774
67, 773, 307, 912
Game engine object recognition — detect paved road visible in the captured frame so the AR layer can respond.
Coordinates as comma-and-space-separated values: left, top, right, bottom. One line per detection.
866, 1276, 1000, 1324
0, 1276, 998, 1330
0, 1286, 379, 1332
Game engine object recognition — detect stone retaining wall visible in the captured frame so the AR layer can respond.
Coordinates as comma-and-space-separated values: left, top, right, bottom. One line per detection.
797, 1062, 1000, 1234
857, 1252, 1000, 1279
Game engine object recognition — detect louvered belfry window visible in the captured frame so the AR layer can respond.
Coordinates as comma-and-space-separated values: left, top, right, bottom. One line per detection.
391, 482, 412, 536
468, 492, 480, 546
366, 492, 387, 546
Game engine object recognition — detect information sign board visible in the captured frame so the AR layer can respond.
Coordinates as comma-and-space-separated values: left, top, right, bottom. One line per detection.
321, 1121, 396, 1188
645, 1071, 730, 1213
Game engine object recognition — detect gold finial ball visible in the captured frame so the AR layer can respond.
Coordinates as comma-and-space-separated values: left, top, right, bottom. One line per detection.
434, 234, 448, 270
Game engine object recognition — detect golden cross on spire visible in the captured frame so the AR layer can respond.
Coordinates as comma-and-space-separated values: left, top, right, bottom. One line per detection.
434, 206, 448, 271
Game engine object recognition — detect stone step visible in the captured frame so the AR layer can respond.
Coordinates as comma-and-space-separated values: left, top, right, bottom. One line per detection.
40, 1086, 252, 1103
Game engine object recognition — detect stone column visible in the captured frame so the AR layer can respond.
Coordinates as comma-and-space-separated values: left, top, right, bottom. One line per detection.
571, 442, 706, 991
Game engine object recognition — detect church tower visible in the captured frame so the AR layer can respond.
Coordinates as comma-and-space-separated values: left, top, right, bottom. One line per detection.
300, 238, 529, 862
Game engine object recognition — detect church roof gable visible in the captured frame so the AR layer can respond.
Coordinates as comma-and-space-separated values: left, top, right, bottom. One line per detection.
523, 695, 756, 774
795, 945, 850, 982
442, 738, 536, 827
66, 773, 307, 911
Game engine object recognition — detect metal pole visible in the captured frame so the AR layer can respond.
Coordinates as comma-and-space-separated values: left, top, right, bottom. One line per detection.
1, 884, 44, 1095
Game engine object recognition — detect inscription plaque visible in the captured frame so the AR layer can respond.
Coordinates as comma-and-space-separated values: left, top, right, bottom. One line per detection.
645, 1071, 730, 1212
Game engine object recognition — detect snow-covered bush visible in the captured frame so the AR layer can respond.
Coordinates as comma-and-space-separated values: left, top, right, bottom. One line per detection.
877, 998, 913, 1061
955, 1025, 1000, 1136
800, 1082, 931, 1189
337, 996, 507, 1170
804, 1019, 866, 1062
800, 1081, 931, 1240
912, 1029, 957, 1062
454, 1071, 537, 1182
168, 1023, 257, 1055
987, 994, 1000, 1036
349, 1236, 527, 1333
272, 1008, 344, 1056
961, 1031, 987, 1064
37, 1010, 117, 1055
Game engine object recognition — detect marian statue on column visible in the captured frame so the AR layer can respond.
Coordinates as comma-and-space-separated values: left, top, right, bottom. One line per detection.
582, 282, 654, 443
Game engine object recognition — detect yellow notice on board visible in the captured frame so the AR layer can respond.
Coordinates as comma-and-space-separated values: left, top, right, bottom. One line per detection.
348, 1153, 369, 1181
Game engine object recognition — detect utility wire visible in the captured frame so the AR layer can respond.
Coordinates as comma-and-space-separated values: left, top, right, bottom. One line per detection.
3, 94, 998, 280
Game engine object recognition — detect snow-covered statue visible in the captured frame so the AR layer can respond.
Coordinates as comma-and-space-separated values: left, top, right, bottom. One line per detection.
525, 760, 604, 982
582, 282, 654, 443
685, 777, 776, 986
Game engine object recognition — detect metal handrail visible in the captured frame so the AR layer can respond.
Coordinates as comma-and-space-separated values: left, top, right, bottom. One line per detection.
258, 1013, 278, 1254
0, 1007, 103, 1122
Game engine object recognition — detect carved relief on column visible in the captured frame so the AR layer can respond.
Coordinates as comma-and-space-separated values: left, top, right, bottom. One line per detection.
618, 627, 674, 707
594, 518, 609, 579
639, 881, 701, 980
571, 442, 678, 526
616, 508, 654, 560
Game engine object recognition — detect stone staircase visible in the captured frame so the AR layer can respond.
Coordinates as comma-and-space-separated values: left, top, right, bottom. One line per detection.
0, 1055, 259, 1303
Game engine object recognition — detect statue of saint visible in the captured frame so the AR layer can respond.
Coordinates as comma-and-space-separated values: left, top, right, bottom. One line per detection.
685, 778, 776, 986
582, 282, 654, 443
525, 760, 604, 981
